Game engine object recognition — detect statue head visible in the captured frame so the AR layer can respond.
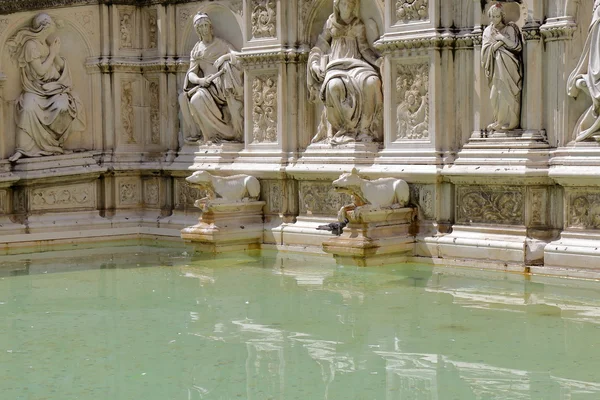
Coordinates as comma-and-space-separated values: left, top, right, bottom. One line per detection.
32, 13, 55, 33
487, 3, 506, 27
193, 13, 213, 41
334, 0, 359, 24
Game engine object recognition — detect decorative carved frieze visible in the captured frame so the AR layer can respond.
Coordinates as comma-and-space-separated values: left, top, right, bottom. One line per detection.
410, 184, 434, 220
457, 186, 524, 225
149, 80, 160, 144
299, 181, 351, 216
251, 0, 276, 39
396, 63, 429, 140
0, 19, 8, 36
376, 34, 479, 54
252, 75, 277, 143
396, 0, 429, 23
539, 22, 576, 42
144, 180, 159, 206
529, 188, 547, 227
0, 190, 6, 215
568, 191, 600, 230
30, 184, 95, 211
121, 80, 136, 144
119, 9, 134, 49
239, 50, 307, 67
147, 9, 158, 48
178, 7, 193, 31
13, 190, 26, 214
269, 182, 282, 213
119, 180, 140, 205
175, 179, 207, 209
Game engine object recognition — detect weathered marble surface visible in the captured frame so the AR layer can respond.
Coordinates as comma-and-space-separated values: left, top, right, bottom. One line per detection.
0, 0, 599, 274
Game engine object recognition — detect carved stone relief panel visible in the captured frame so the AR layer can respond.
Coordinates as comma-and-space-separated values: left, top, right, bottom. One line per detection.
0, 190, 6, 215
567, 189, 600, 230
147, 9, 158, 49
299, 181, 351, 216
529, 188, 548, 227
30, 183, 96, 212
178, 7, 193, 36
175, 179, 207, 210
119, 7, 135, 49
409, 184, 434, 220
13, 190, 26, 214
260, 180, 282, 214
396, 0, 429, 23
251, 0, 276, 39
118, 178, 141, 207
396, 62, 429, 141
252, 74, 278, 143
457, 186, 524, 225
149, 80, 160, 144
144, 179, 159, 206
121, 80, 136, 144
0, 18, 9, 37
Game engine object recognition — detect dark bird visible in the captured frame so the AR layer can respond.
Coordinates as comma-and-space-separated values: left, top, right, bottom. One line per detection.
316, 219, 348, 236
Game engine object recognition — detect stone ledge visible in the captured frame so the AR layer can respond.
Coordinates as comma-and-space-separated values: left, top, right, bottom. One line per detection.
0, 0, 194, 15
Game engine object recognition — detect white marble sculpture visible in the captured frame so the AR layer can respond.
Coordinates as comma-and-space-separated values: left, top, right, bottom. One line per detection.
179, 12, 244, 144
481, 3, 523, 132
567, 0, 600, 142
307, 0, 383, 145
186, 170, 260, 202
333, 168, 409, 221
7, 13, 86, 162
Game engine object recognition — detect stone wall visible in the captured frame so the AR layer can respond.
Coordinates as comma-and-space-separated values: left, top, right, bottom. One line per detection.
0, 0, 598, 272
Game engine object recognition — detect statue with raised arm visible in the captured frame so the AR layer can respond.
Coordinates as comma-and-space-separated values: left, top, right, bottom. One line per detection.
307, 0, 383, 145
568, 0, 600, 142
179, 13, 244, 144
481, 2, 523, 132
7, 13, 86, 162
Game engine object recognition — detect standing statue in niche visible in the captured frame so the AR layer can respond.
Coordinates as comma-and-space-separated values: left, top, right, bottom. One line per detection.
568, 0, 600, 142
7, 13, 86, 162
179, 13, 244, 144
307, 0, 383, 145
481, 3, 523, 132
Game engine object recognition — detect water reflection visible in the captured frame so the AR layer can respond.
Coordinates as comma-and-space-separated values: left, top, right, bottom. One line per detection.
1, 249, 600, 399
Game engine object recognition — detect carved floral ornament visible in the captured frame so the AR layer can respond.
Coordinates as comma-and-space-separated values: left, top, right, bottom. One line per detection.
457, 186, 524, 225
252, 75, 278, 143
396, 0, 429, 23
251, 0, 276, 39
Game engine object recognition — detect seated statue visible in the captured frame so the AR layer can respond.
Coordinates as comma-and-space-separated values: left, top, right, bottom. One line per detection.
179, 13, 244, 144
568, 0, 600, 142
307, 0, 383, 145
7, 13, 86, 162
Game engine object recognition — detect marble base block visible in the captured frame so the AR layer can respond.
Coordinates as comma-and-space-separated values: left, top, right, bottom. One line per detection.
323, 207, 415, 267
181, 200, 265, 253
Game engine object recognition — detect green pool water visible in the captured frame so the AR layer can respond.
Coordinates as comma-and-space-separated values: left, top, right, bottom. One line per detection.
1, 247, 600, 399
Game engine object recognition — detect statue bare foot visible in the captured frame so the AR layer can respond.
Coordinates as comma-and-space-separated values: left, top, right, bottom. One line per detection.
8, 152, 22, 162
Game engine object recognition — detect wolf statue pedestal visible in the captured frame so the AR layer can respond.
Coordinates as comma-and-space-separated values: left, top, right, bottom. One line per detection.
321, 169, 416, 266
180, 171, 265, 253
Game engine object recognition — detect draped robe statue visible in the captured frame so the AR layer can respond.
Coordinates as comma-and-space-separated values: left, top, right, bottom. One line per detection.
7, 13, 86, 162
179, 13, 244, 144
568, 1, 600, 142
307, 0, 383, 145
481, 3, 523, 132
